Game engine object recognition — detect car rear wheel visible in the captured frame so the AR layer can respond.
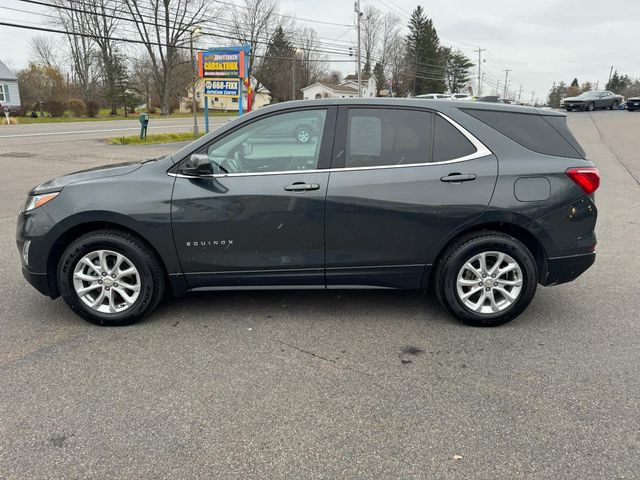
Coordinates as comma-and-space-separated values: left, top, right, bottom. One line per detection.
610, 101, 619, 110
57, 230, 165, 326
587, 102, 595, 112
434, 231, 538, 327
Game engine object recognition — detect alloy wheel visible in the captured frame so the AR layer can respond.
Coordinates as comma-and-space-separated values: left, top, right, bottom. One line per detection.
456, 251, 523, 314
297, 128, 310, 143
72, 249, 141, 314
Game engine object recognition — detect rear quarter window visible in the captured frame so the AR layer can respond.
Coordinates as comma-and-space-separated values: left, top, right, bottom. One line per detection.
462, 109, 584, 159
433, 115, 477, 162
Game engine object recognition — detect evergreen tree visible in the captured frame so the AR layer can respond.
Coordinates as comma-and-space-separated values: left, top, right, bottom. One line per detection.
445, 49, 474, 93
404, 6, 445, 95
571, 78, 579, 88
256, 26, 295, 102
373, 62, 385, 96
606, 71, 631, 93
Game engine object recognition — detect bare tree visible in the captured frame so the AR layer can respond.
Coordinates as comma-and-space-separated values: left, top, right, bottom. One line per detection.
52, 0, 100, 107
81, 0, 122, 115
385, 33, 408, 96
297, 27, 329, 91
361, 5, 382, 75
229, 0, 281, 86
30, 36, 61, 68
125, 0, 215, 115
380, 11, 402, 67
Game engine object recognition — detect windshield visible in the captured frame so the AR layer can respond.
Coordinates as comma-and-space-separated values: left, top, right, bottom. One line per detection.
577, 92, 601, 99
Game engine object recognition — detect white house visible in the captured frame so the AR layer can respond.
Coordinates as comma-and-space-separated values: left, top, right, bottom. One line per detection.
301, 73, 377, 100
181, 76, 271, 113
0, 59, 21, 108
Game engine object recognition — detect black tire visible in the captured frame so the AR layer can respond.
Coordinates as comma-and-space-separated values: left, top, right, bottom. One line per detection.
434, 231, 538, 327
587, 102, 595, 112
295, 125, 312, 144
57, 229, 165, 326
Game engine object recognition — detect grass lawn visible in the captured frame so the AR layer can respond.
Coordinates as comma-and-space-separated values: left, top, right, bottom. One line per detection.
106, 132, 204, 145
6, 108, 233, 125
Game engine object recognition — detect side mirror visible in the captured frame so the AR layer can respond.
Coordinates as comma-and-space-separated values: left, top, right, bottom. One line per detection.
242, 142, 253, 156
181, 154, 213, 176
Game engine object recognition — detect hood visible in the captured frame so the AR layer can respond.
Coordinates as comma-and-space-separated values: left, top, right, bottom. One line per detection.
31, 161, 143, 194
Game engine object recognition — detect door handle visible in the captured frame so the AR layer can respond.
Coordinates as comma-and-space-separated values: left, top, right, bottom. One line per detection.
284, 182, 320, 192
440, 173, 477, 183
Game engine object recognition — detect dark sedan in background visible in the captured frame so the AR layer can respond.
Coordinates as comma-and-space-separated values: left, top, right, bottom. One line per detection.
626, 96, 640, 111
562, 91, 623, 111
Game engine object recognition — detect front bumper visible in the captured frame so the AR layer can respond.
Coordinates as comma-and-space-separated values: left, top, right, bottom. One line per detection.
564, 103, 586, 111
542, 252, 596, 286
22, 266, 54, 297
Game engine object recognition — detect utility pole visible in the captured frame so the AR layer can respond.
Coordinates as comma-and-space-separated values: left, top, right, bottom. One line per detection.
355, 1, 363, 97
518, 85, 523, 103
608, 65, 614, 86
496, 80, 501, 96
474, 48, 486, 96
530, 91, 535, 106
503, 69, 511, 99
190, 27, 202, 136
481, 72, 486, 96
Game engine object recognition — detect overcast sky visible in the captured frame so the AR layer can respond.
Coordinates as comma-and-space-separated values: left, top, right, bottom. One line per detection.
2, 0, 640, 104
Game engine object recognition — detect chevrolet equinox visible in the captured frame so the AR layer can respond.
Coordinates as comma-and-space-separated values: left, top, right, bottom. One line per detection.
16, 99, 599, 327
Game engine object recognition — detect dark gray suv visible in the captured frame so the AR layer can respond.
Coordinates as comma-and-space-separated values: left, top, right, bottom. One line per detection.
16, 99, 599, 327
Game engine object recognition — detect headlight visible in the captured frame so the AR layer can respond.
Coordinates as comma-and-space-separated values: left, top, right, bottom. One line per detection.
24, 192, 60, 212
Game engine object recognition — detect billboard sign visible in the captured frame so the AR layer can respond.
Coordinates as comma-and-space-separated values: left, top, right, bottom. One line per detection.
204, 79, 241, 98
198, 50, 245, 79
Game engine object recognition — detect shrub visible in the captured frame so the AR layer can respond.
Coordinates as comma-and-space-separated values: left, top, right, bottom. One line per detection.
147, 105, 157, 114
67, 99, 86, 117
86, 100, 99, 118
7, 105, 27, 117
43, 100, 67, 117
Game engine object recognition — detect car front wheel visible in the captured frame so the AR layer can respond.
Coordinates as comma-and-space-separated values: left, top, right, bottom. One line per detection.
434, 231, 538, 327
587, 102, 595, 112
57, 230, 165, 326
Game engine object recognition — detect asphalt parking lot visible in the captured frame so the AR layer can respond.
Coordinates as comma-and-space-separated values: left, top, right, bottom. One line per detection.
0, 111, 638, 479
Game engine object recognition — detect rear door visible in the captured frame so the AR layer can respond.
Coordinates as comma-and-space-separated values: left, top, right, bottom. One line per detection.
171, 107, 336, 289
324, 106, 498, 288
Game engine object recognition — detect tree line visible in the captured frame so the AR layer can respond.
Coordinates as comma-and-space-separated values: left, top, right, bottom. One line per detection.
15, 0, 476, 117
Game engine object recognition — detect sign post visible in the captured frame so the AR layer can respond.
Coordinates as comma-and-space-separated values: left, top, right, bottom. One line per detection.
197, 45, 251, 133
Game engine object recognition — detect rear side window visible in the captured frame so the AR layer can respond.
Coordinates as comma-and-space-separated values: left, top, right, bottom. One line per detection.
345, 108, 432, 168
543, 116, 586, 158
433, 115, 477, 162
463, 109, 583, 159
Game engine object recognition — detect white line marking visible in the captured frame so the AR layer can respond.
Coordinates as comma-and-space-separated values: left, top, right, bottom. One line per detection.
0, 121, 229, 139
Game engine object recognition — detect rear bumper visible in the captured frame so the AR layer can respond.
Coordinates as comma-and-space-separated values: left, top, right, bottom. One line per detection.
542, 252, 595, 286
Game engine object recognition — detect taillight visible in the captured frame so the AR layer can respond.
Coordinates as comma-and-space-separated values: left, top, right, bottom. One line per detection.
566, 167, 600, 195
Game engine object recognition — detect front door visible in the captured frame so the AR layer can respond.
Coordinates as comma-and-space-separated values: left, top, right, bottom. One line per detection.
171, 107, 335, 289
324, 106, 498, 289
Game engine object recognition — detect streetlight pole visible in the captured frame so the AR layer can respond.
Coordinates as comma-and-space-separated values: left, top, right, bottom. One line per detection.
190, 27, 202, 137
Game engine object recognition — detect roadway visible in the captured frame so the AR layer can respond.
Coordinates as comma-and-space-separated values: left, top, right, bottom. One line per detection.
0, 116, 231, 147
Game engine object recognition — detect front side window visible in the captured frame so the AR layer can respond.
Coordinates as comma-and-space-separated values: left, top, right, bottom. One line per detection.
184, 109, 327, 175
0, 85, 4, 102
345, 108, 433, 168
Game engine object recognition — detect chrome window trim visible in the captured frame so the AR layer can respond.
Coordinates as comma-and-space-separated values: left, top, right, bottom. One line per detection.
168, 111, 493, 179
